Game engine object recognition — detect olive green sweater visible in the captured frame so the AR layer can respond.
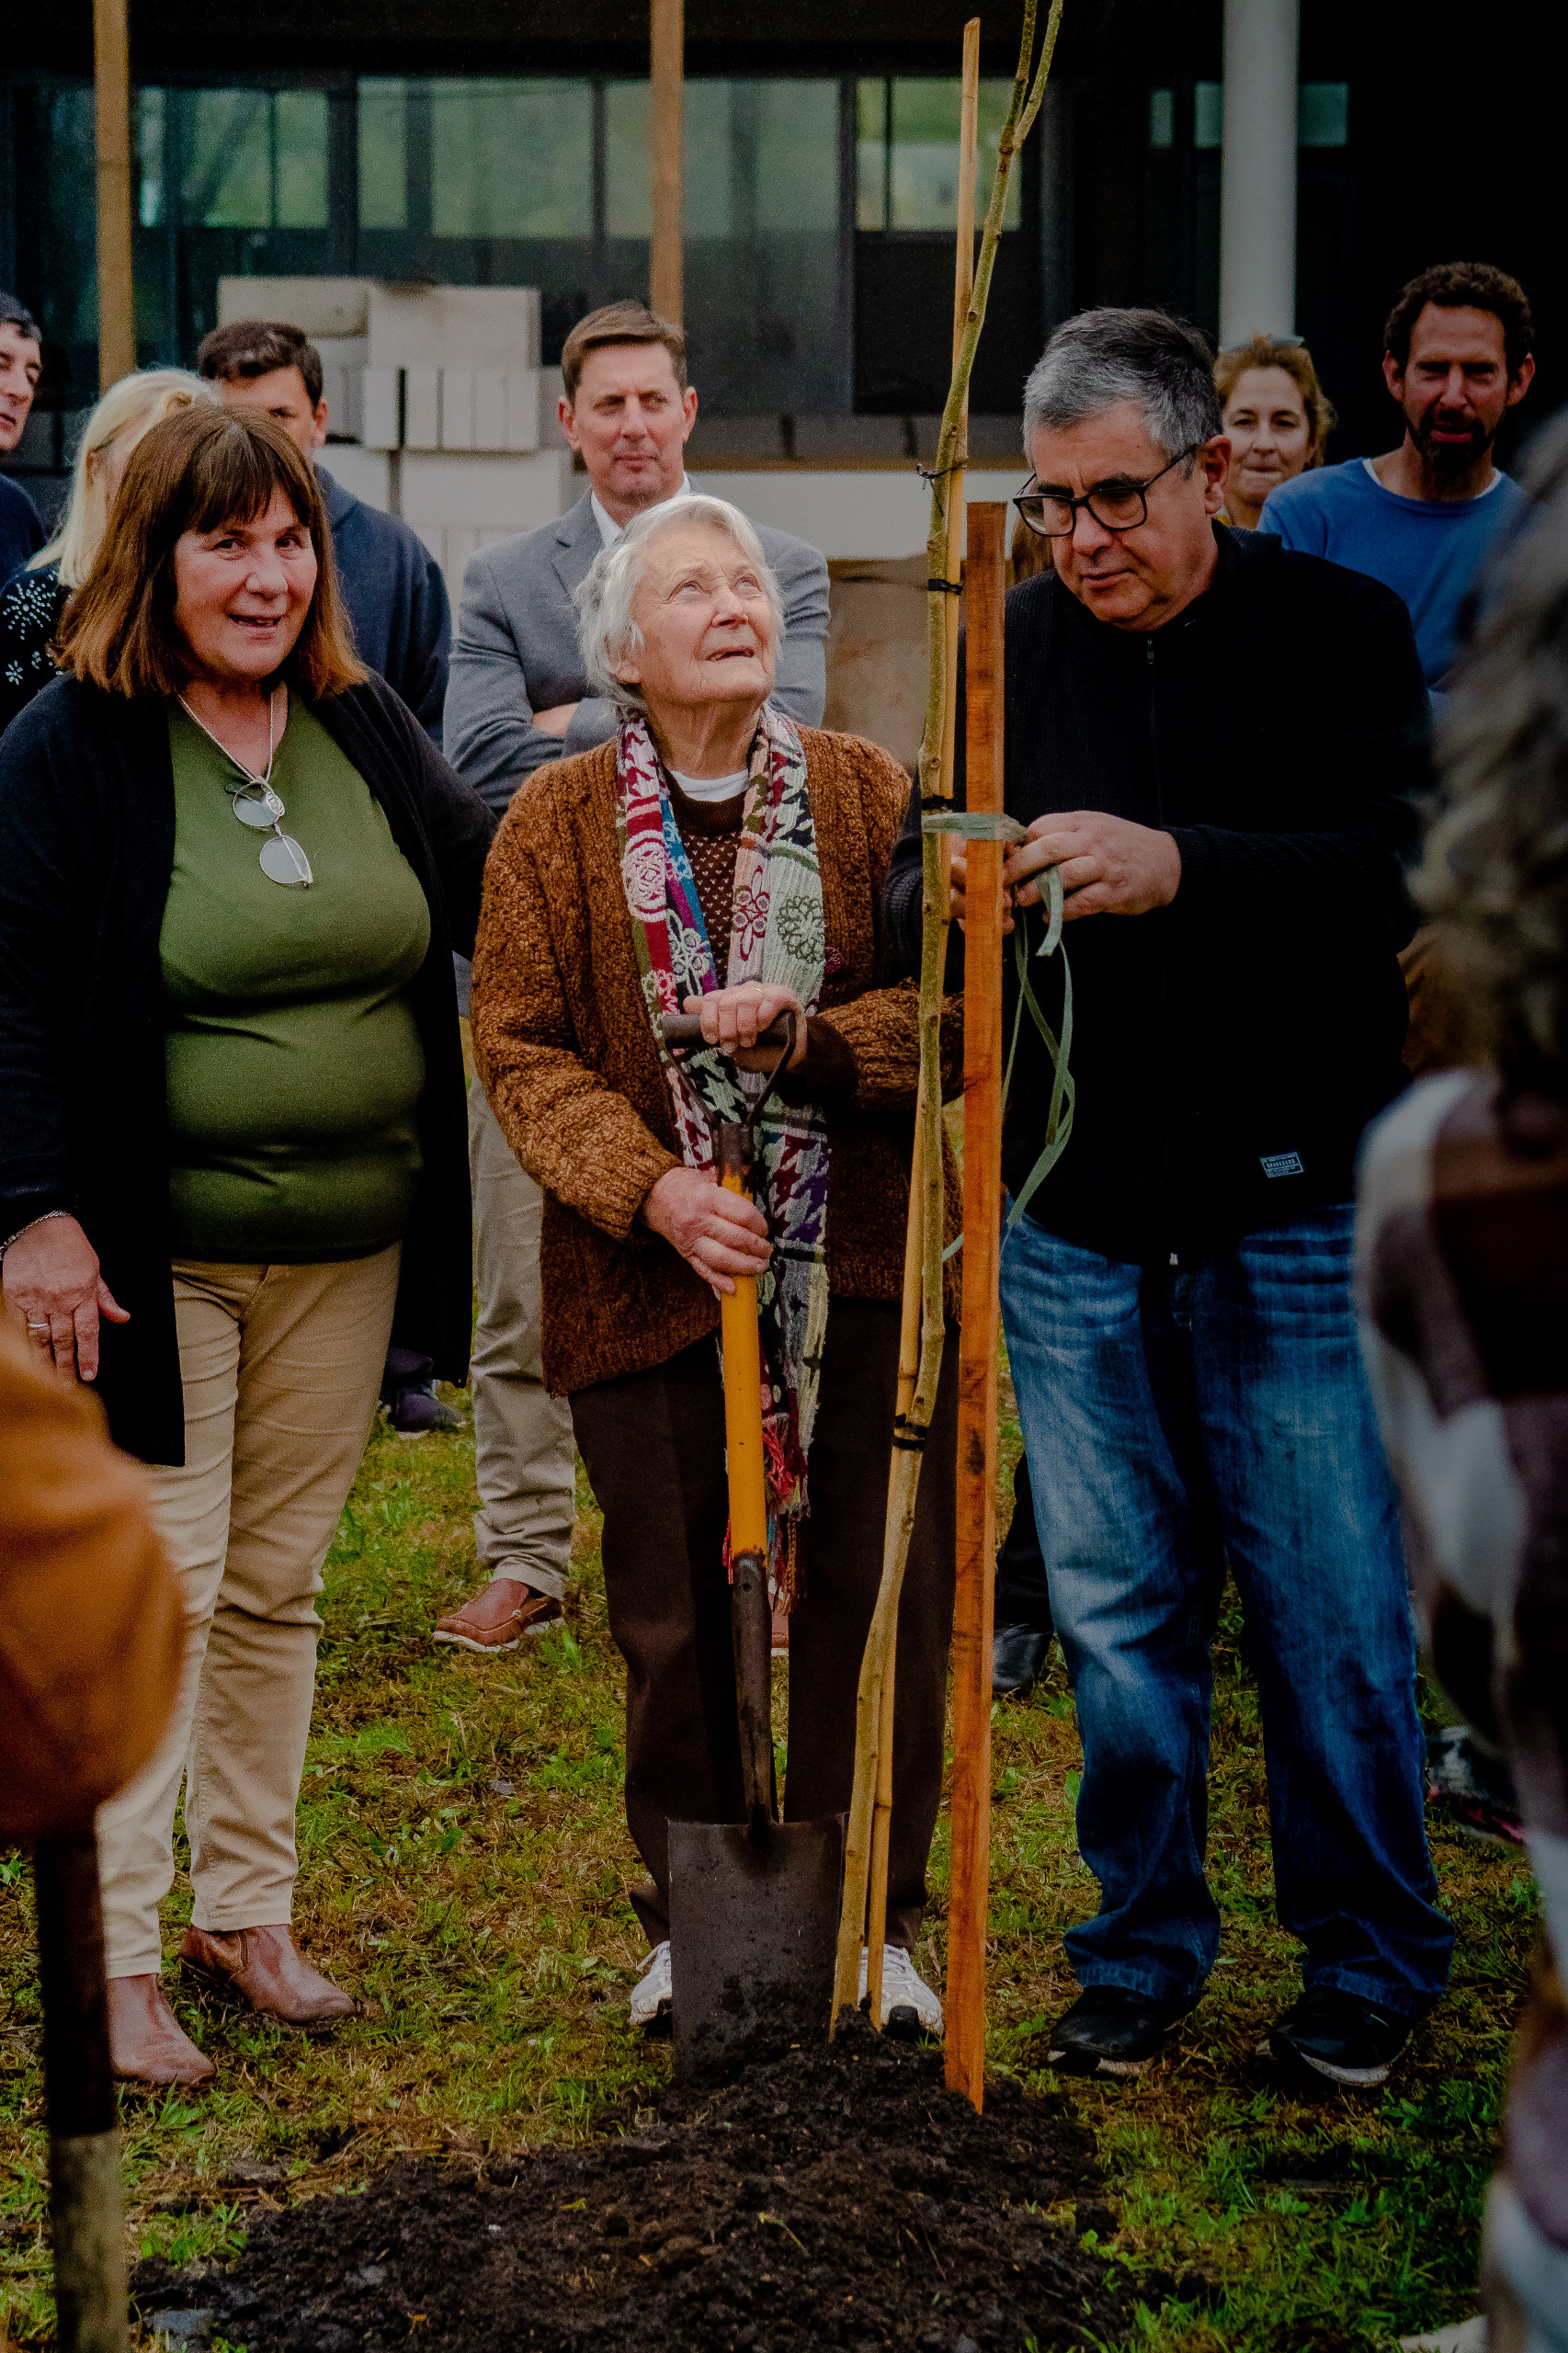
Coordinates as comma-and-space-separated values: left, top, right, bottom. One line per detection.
161, 699, 431, 1261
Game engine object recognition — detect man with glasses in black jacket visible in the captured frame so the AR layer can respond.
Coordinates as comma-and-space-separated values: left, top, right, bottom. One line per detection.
885, 307, 1452, 2089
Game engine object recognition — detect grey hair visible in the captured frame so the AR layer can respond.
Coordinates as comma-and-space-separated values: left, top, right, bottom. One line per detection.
574, 493, 784, 711
1022, 307, 1222, 469
1415, 410, 1568, 1093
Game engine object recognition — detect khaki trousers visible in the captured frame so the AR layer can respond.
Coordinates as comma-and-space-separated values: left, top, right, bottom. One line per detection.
468, 1083, 576, 1602
97, 1247, 400, 1979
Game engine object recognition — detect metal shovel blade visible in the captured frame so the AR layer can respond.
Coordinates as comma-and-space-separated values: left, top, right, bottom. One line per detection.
667, 1813, 845, 2081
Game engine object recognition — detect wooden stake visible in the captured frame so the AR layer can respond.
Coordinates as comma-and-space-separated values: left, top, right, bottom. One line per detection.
35, 1830, 129, 2353
945, 501, 1006, 2110
649, 0, 684, 324
93, 0, 136, 392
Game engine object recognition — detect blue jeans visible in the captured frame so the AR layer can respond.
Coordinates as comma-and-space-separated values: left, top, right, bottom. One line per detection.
1000, 1206, 1453, 2017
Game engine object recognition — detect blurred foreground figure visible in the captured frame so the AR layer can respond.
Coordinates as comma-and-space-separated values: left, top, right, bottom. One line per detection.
1358, 411, 1568, 2353
0, 1312, 181, 1842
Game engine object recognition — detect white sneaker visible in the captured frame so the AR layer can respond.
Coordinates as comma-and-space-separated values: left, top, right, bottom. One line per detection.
858, 1943, 943, 2037
630, 1939, 672, 2031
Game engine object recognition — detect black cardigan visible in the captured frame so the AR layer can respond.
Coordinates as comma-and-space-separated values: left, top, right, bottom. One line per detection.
0, 669, 496, 1464
884, 527, 1430, 1263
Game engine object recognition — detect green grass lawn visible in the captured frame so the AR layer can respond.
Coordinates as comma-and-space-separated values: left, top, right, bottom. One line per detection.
0, 1378, 1539, 2351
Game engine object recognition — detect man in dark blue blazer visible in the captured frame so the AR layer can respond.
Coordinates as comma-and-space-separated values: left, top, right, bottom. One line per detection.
198, 320, 450, 742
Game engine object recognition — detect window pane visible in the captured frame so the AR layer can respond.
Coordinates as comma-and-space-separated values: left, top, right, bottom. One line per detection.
887, 80, 1022, 232
1148, 88, 1175, 150
1194, 81, 1223, 149
684, 82, 733, 238
1299, 82, 1349, 147
138, 88, 165, 227
857, 78, 886, 230
275, 91, 328, 229
751, 81, 838, 233
430, 79, 592, 238
359, 78, 407, 230
605, 82, 650, 239
184, 91, 271, 228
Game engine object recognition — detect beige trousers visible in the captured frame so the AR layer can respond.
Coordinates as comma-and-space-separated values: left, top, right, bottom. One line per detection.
468, 1083, 575, 1602
97, 1247, 400, 1979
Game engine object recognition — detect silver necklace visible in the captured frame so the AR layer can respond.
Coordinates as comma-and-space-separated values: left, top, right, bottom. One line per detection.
177, 685, 313, 888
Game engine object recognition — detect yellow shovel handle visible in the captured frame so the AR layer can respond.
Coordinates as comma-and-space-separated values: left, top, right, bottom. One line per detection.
719, 1167, 769, 1558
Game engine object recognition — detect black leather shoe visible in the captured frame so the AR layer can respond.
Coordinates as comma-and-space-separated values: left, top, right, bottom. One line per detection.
993, 1620, 1051, 1699
1267, 1986, 1415, 2088
1047, 1985, 1196, 2076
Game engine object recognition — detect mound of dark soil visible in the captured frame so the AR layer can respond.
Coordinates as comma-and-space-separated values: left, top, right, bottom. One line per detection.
132, 2016, 1140, 2351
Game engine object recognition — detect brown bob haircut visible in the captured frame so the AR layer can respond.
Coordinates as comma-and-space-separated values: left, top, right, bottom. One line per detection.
561, 301, 687, 404
56, 404, 366, 701
1213, 335, 1337, 469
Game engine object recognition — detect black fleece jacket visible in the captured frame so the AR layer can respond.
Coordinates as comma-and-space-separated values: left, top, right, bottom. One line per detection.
883, 527, 1429, 1263
0, 669, 494, 1465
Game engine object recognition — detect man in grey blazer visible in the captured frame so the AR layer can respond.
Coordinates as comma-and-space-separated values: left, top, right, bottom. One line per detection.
436, 301, 831, 1656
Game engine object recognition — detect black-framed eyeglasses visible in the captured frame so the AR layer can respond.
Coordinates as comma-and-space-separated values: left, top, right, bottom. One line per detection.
1013, 444, 1200, 540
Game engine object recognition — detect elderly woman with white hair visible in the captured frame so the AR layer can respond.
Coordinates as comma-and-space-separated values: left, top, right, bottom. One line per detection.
0, 367, 217, 732
471, 493, 959, 2035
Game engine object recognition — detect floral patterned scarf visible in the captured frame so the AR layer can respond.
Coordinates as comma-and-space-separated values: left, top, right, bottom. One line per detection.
616, 704, 831, 1608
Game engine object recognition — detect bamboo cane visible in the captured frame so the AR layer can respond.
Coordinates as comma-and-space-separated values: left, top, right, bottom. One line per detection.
864, 19, 979, 2037
944, 500, 1007, 2109
833, 0, 1066, 2039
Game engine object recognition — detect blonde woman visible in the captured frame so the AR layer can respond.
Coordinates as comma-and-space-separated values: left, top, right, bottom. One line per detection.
0, 367, 215, 732
1213, 335, 1335, 529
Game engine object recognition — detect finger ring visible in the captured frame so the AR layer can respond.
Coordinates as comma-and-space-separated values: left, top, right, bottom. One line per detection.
26, 1319, 49, 1332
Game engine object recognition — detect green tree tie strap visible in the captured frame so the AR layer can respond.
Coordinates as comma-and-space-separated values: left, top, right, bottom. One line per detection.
921, 812, 1076, 1230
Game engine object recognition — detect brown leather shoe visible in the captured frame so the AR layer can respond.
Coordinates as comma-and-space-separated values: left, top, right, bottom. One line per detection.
108, 1973, 216, 2086
433, 1575, 563, 1654
179, 1925, 354, 2028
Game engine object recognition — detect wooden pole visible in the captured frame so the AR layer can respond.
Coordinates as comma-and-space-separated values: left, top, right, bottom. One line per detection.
35, 1832, 130, 2353
944, 501, 1006, 2110
649, 0, 684, 324
863, 19, 981, 2036
93, 0, 136, 392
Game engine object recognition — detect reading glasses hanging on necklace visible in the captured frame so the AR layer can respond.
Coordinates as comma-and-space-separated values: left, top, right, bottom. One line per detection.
227, 781, 313, 887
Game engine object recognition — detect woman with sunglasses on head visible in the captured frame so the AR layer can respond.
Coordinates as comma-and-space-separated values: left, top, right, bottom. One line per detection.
0, 404, 493, 2087
1213, 335, 1336, 530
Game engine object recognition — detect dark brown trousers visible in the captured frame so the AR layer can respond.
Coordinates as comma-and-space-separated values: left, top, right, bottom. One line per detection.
571, 1300, 958, 1951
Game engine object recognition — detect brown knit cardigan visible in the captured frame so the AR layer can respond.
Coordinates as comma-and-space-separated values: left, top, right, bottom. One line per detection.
471, 725, 961, 1396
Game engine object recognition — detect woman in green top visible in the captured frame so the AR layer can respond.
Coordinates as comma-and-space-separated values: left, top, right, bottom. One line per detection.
0, 405, 494, 2088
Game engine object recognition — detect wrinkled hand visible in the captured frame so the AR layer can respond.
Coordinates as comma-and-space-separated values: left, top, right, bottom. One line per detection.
1003, 811, 1181, 921
533, 701, 580, 739
2, 1213, 130, 1381
642, 1165, 771, 1297
682, 984, 807, 1074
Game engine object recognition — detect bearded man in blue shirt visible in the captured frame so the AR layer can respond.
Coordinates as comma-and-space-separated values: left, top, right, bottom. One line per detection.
1258, 261, 1534, 694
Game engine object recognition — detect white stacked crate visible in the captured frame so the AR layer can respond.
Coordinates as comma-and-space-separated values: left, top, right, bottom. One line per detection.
216, 277, 574, 600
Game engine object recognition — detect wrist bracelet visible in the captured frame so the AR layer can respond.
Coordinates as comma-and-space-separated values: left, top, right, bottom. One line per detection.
0, 1209, 71, 1264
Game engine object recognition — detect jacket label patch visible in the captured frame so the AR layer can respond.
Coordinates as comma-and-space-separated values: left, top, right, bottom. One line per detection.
1260, 1151, 1305, 1178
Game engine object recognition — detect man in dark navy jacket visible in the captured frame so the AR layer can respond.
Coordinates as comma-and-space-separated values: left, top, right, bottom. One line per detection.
198, 321, 449, 742
885, 307, 1452, 2091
